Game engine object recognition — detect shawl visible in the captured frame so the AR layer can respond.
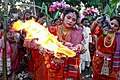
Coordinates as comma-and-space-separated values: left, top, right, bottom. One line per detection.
112, 32, 120, 71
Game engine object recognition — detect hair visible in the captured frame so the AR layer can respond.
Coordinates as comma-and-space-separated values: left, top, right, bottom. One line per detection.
110, 16, 120, 27
51, 18, 61, 26
37, 12, 46, 18
23, 10, 32, 20
9, 17, 20, 24
36, 12, 46, 21
62, 7, 79, 20
81, 18, 89, 24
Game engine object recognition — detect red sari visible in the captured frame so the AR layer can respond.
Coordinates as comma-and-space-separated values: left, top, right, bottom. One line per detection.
91, 22, 120, 80
92, 34, 119, 80
32, 50, 48, 80
24, 39, 47, 80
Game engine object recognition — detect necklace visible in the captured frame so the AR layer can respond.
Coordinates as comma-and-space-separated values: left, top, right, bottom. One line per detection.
57, 25, 71, 42
104, 32, 115, 48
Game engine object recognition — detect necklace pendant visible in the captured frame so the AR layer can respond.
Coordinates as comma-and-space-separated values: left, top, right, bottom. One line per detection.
101, 59, 109, 76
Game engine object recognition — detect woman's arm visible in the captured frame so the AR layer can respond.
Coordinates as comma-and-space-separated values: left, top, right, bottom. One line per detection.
90, 21, 99, 33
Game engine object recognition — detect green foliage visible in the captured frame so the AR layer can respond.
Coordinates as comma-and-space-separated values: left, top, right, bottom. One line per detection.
104, 4, 116, 17
104, 4, 111, 16
65, 0, 81, 6
54, 11, 59, 20
110, 0, 120, 4
0, 11, 4, 21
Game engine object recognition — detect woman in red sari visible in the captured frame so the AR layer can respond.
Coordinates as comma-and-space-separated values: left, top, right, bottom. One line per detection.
24, 7, 83, 80
24, 38, 48, 80
91, 16, 120, 80
48, 7, 83, 80
23, 12, 48, 80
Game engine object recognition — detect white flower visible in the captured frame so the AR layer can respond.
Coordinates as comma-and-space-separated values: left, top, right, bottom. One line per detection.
20, 77, 23, 80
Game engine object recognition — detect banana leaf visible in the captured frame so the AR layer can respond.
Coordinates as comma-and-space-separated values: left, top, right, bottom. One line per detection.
45, 5, 49, 25
104, 4, 117, 17
54, 11, 59, 20
41, 3, 46, 12
104, 4, 111, 16
110, 6, 116, 17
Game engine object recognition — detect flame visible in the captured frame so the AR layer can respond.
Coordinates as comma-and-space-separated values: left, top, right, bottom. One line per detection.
12, 19, 76, 57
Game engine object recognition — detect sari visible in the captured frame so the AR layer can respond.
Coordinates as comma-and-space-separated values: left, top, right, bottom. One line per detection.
49, 24, 83, 80
92, 28, 120, 80
0, 37, 12, 75
10, 33, 23, 72
24, 39, 47, 80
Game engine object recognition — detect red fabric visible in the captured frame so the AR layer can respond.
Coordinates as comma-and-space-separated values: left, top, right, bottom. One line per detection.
27, 58, 34, 72
92, 55, 118, 80
64, 54, 81, 80
97, 35, 116, 54
31, 49, 48, 80
48, 26, 57, 36
48, 64, 64, 80
24, 39, 48, 80
11, 52, 19, 72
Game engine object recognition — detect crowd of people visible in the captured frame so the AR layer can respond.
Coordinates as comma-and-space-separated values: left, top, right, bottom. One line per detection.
0, 6, 120, 80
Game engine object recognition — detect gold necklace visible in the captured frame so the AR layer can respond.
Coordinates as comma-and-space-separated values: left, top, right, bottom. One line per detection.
104, 32, 115, 48
57, 25, 70, 42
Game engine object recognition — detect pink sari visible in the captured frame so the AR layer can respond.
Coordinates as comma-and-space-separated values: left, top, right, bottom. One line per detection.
49, 25, 83, 80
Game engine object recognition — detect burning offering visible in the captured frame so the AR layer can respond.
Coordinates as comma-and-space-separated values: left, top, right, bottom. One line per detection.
12, 19, 76, 57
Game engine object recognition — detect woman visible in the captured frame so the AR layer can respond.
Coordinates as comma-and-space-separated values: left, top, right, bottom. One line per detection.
23, 15, 47, 80
36, 12, 47, 27
8, 19, 23, 79
91, 16, 120, 80
48, 7, 83, 80
0, 32, 12, 76
24, 7, 83, 80
24, 39, 47, 80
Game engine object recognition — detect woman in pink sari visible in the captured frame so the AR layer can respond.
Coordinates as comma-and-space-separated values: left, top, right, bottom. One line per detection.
23, 7, 84, 80
48, 7, 84, 80
0, 32, 13, 76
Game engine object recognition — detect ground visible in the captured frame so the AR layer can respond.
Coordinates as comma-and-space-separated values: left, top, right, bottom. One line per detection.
81, 67, 93, 80
1, 68, 93, 80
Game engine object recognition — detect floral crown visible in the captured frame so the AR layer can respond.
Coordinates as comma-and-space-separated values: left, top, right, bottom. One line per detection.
49, 1, 70, 13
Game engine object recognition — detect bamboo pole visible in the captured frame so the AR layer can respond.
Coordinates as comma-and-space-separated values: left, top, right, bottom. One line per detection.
33, 0, 36, 16
3, 0, 8, 80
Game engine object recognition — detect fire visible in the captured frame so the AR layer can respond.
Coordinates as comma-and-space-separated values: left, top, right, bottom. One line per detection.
12, 19, 76, 57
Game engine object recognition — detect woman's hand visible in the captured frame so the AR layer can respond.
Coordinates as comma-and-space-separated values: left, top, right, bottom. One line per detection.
80, 46, 87, 54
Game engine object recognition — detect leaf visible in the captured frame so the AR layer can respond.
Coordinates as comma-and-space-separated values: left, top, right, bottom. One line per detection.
110, 6, 116, 17
110, 0, 120, 4
104, 4, 111, 16
54, 11, 59, 20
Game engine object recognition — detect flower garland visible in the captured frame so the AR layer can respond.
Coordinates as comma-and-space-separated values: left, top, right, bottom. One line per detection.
80, 6, 99, 21
83, 7, 99, 16
49, 1, 70, 13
